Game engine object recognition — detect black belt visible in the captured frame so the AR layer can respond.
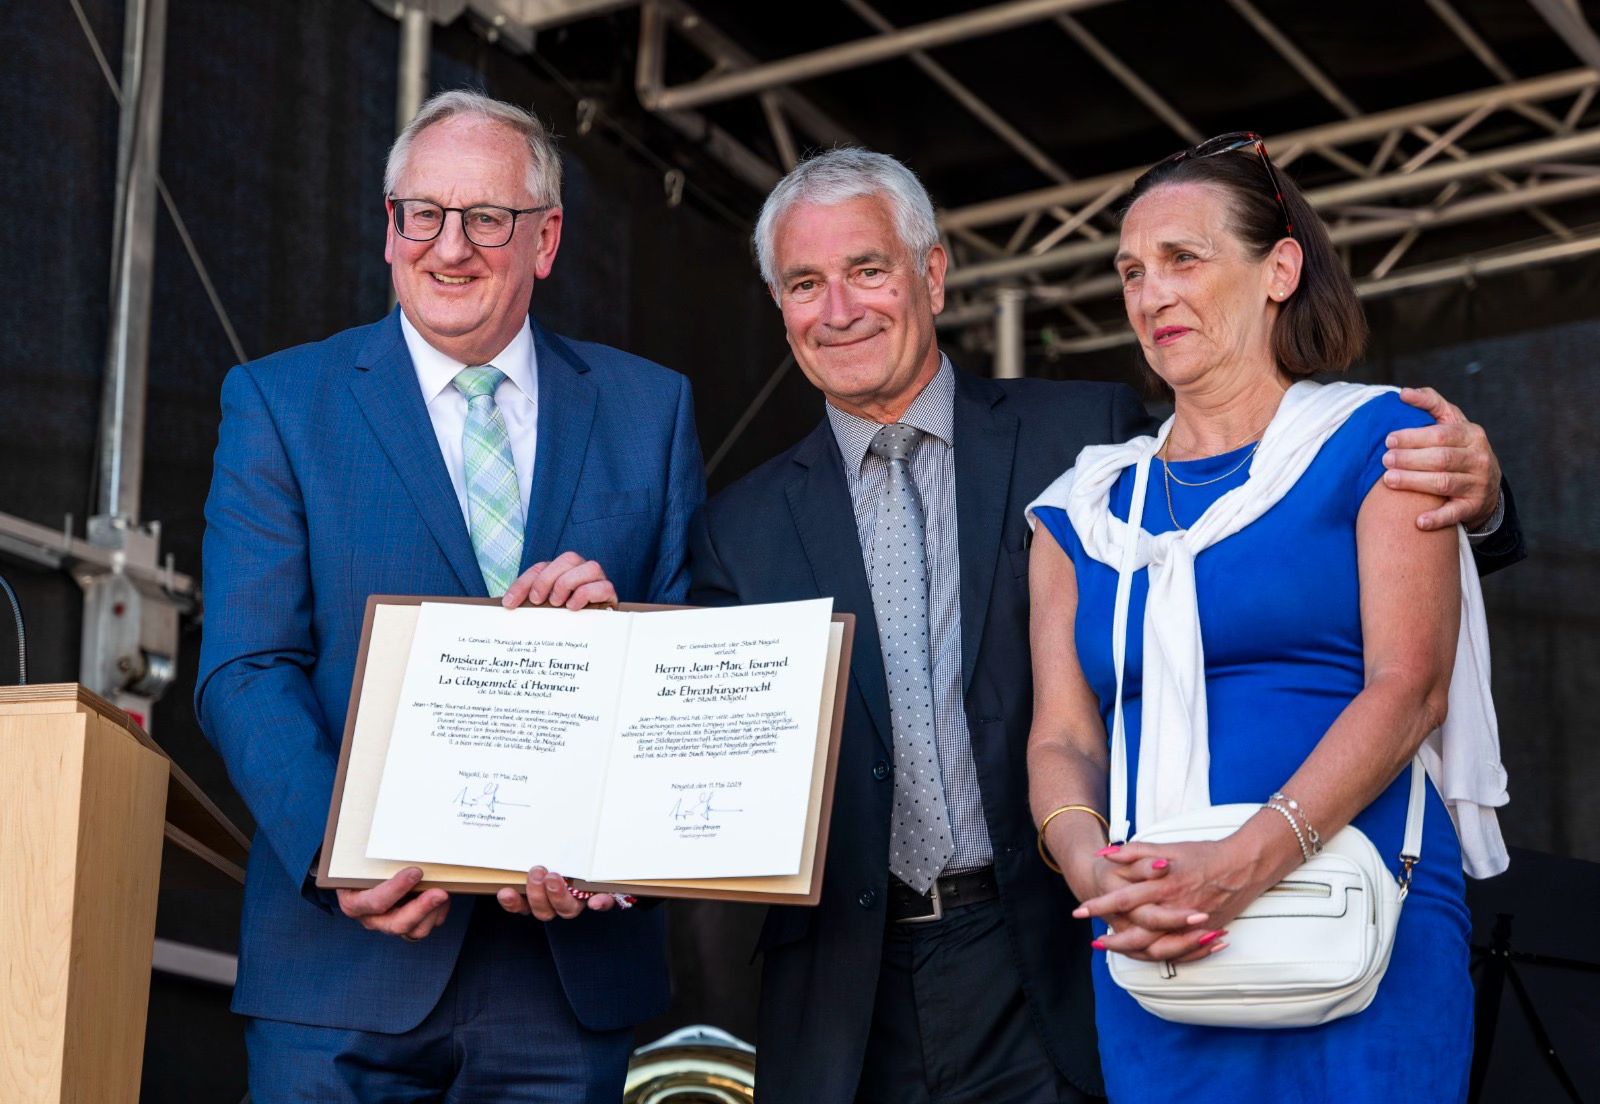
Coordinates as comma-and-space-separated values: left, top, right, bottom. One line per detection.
887, 866, 999, 924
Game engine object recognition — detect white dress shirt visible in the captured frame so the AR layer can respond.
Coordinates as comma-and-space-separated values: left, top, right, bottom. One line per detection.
401, 312, 539, 526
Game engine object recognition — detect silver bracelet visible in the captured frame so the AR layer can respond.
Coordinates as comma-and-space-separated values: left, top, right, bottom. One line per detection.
1270, 791, 1324, 855
1264, 800, 1311, 862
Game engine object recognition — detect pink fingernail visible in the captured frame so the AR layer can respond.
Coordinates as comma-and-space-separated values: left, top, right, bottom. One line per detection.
1208, 942, 1229, 954
1091, 938, 1108, 951
1197, 929, 1224, 946
1185, 913, 1209, 925
1151, 859, 1169, 870
1096, 845, 1121, 856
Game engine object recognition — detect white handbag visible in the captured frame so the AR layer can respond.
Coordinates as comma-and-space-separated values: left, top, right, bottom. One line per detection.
1099, 452, 1422, 1029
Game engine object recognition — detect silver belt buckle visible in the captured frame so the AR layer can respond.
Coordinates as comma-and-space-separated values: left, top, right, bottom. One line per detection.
899, 878, 944, 924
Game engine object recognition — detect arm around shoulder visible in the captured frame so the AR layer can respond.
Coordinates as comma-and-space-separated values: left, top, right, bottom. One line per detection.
1469, 477, 1526, 577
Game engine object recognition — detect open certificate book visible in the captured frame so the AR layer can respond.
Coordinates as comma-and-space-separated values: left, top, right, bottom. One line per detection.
355, 598, 839, 885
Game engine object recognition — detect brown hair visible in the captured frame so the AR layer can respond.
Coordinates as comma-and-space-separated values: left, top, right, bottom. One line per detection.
1122, 145, 1367, 379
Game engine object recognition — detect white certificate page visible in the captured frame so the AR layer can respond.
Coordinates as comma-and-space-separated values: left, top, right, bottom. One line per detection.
587, 598, 835, 880
365, 603, 631, 873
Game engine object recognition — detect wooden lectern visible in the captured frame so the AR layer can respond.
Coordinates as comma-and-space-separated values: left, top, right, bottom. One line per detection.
0, 684, 249, 1103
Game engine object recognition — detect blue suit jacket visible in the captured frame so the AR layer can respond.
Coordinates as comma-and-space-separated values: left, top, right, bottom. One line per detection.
196, 308, 704, 1033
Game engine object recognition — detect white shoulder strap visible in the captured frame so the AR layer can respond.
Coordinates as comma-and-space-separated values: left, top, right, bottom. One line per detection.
1106, 454, 1151, 844
1401, 757, 1425, 883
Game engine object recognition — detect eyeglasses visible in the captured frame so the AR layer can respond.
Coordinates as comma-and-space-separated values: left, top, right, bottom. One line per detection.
389, 197, 551, 248
1157, 131, 1293, 238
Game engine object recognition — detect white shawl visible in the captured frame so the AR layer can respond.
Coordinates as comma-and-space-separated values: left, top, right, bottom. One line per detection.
1026, 380, 1509, 877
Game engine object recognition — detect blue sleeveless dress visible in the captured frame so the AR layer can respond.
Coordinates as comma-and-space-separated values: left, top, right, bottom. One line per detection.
1033, 393, 1473, 1104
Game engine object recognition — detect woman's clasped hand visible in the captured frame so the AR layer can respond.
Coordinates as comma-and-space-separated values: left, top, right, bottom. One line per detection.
1075, 843, 1229, 965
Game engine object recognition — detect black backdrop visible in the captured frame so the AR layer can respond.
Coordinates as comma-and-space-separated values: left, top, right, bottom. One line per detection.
5, 2, 1598, 1099
7, 2, 794, 1096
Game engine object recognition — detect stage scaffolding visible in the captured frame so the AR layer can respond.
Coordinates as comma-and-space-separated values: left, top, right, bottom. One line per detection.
372, 0, 1600, 430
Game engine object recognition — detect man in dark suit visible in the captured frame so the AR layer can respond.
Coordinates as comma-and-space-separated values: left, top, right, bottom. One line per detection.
197, 91, 704, 1100
689, 148, 1521, 1104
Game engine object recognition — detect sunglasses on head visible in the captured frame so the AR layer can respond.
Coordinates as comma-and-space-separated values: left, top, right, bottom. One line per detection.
1157, 131, 1294, 239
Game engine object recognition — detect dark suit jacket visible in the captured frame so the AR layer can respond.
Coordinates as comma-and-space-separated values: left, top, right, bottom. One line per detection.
690, 366, 1526, 1103
196, 308, 705, 1034
1470, 480, 1526, 575
690, 367, 1154, 1101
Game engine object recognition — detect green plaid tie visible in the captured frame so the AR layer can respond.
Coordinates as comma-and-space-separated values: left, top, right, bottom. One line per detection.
452, 366, 524, 595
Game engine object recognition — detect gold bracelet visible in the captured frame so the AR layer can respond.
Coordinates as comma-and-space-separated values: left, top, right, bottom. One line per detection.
1036, 804, 1111, 874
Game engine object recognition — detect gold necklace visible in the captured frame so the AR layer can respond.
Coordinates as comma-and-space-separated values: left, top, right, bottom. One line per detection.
1159, 393, 1284, 523
1161, 438, 1261, 487
1159, 432, 1262, 530
1162, 460, 1187, 531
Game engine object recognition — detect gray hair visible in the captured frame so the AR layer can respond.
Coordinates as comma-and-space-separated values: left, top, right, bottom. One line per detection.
753, 148, 939, 289
384, 89, 562, 208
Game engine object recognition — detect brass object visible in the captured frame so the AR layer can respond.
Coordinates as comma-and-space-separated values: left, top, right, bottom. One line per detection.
626, 1027, 757, 1103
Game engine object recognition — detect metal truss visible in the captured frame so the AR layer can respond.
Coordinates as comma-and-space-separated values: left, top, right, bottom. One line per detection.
942, 87, 1600, 285
394, 0, 1600, 367
371, 0, 641, 48
634, 0, 858, 192
954, 228, 1600, 357
931, 14, 1600, 352
629, 0, 1151, 252
619, 1, 1600, 362
636, 0, 1123, 113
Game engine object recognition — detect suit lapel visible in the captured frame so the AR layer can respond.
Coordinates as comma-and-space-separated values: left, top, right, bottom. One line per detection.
953, 369, 1018, 692
348, 310, 485, 596
523, 321, 597, 568
786, 423, 893, 757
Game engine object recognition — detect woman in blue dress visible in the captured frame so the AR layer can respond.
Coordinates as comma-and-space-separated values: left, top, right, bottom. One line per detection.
1026, 135, 1507, 1103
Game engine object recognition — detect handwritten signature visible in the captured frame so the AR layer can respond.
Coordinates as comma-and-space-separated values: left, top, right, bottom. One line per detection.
669, 790, 744, 823
450, 781, 529, 816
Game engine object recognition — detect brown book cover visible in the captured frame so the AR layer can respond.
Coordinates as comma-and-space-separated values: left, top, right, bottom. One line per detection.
317, 596, 852, 905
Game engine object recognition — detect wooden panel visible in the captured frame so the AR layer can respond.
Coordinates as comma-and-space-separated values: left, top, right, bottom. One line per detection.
0, 704, 169, 1103
0, 713, 86, 1101
0, 685, 250, 871
59, 711, 168, 1103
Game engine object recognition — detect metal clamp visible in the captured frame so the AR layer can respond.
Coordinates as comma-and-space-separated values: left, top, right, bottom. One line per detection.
1397, 853, 1419, 899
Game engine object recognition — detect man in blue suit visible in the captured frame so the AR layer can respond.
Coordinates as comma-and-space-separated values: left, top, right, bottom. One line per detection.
197, 90, 705, 1100
689, 149, 1521, 1104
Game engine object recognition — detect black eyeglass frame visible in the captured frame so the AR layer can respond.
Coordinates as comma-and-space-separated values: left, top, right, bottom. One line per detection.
388, 196, 553, 248
1157, 131, 1294, 239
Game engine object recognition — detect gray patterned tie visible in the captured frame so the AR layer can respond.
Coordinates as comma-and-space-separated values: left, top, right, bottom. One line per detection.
868, 423, 955, 893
